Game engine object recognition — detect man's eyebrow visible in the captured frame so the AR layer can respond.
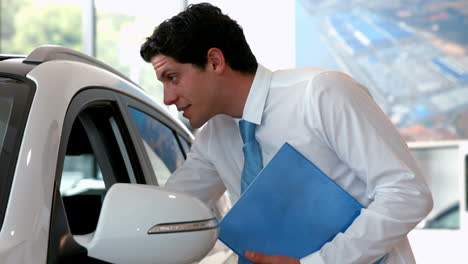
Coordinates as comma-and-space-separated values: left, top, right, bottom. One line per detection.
157, 68, 174, 81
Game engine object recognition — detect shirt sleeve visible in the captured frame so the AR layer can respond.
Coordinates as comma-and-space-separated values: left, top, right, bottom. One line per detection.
165, 123, 226, 209
302, 71, 433, 264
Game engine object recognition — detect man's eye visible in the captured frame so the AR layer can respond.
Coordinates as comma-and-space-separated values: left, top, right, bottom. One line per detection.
168, 75, 177, 81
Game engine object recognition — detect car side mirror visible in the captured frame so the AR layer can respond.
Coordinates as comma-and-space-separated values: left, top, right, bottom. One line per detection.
74, 183, 218, 264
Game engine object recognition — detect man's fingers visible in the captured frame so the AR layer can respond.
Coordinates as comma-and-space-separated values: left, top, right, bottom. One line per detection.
244, 251, 301, 264
245, 251, 274, 264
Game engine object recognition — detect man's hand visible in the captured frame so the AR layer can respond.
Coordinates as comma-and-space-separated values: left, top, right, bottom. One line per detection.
244, 251, 300, 264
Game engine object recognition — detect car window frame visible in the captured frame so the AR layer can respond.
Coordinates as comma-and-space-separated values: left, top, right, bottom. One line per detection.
176, 134, 191, 158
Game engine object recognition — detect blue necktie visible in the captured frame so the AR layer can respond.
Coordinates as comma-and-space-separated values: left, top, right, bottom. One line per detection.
239, 120, 263, 194
239, 120, 263, 264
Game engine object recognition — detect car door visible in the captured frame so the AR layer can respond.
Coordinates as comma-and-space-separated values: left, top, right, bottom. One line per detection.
48, 86, 216, 264
47, 88, 147, 264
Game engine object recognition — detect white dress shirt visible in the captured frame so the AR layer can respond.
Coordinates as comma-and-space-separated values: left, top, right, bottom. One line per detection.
166, 65, 433, 264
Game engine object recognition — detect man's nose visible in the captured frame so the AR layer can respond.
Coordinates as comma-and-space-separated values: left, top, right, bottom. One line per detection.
163, 86, 178, 106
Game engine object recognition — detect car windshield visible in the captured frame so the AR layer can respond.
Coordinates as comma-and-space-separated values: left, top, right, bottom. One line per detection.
0, 76, 34, 230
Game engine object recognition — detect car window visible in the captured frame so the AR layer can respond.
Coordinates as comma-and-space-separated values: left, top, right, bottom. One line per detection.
59, 106, 135, 235
61, 154, 104, 196
0, 77, 34, 231
48, 89, 150, 263
128, 107, 184, 186
0, 97, 13, 150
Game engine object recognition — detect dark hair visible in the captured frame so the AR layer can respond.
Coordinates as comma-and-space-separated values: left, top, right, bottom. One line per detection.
140, 3, 258, 74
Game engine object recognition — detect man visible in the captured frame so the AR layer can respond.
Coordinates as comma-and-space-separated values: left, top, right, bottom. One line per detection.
140, 3, 433, 264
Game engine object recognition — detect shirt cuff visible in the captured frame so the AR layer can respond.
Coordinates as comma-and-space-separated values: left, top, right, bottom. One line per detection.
300, 251, 325, 264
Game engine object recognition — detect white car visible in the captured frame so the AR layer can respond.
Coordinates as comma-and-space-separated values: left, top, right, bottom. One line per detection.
0, 45, 222, 264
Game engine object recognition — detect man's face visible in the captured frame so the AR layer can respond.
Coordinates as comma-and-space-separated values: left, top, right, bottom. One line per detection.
151, 55, 220, 128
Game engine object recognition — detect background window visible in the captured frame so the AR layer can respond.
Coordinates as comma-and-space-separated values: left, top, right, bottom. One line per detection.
129, 107, 185, 186
0, 0, 82, 54
0, 0, 183, 104
95, 0, 183, 103
411, 144, 461, 229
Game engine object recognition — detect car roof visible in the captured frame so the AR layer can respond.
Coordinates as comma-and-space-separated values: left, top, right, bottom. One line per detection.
0, 57, 35, 77
23, 45, 139, 88
0, 45, 137, 86
0, 45, 193, 140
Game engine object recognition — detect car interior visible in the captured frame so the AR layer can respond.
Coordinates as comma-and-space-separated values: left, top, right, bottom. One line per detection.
62, 118, 103, 235
48, 103, 136, 264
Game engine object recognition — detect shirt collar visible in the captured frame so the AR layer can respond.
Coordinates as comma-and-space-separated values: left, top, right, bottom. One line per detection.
241, 64, 272, 126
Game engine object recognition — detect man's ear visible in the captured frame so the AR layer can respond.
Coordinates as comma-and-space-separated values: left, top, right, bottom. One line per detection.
206, 48, 226, 73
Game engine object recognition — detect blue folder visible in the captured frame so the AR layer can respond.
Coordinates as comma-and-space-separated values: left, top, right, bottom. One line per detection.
219, 143, 384, 263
